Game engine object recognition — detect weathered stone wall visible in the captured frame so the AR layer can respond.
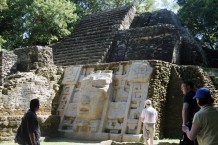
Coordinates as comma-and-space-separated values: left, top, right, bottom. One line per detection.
0, 51, 17, 86
163, 66, 183, 138
0, 46, 63, 141
130, 9, 182, 28
162, 65, 218, 139
1, 57, 217, 141
203, 48, 218, 68
179, 28, 208, 66
147, 61, 172, 138
51, 6, 136, 66
107, 25, 180, 63
176, 66, 218, 103
108, 9, 207, 66
14, 46, 53, 72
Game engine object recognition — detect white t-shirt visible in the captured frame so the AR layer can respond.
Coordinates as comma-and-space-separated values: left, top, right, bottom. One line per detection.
141, 106, 158, 124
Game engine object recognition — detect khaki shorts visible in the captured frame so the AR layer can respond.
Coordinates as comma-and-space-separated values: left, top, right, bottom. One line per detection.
143, 123, 155, 140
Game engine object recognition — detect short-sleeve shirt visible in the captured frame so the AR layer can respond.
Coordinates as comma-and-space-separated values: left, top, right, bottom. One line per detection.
183, 90, 199, 123
141, 106, 158, 124
193, 106, 218, 145
22, 110, 40, 144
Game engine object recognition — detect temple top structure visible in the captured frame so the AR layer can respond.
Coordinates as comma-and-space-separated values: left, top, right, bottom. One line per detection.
51, 5, 208, 66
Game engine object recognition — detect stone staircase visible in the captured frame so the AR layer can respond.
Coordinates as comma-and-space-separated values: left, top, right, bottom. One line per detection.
52, 6, 136, 66
203, 68, 218, 90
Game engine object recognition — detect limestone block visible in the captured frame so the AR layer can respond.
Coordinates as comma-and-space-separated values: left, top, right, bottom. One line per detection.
106, 120, 122, 130
77, 70, 112, 120
62, 66, 81, 85
129, 109, 140, 119
110, 134, 122, 142
108, 102, 126, 119
128, 61, 153, 83
127, 119, 138, 128
122, 134, 142, 142
65, 103, 77, 117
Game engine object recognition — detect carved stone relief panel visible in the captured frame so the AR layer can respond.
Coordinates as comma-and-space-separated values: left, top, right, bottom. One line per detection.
57, 61, 153, 141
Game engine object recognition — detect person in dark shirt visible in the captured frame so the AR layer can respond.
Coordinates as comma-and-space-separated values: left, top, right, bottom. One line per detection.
181, 80, 199, 145
22, 99, 41, 145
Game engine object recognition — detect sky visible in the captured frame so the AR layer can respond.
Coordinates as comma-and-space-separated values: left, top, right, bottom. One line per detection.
153, 0, 179, 13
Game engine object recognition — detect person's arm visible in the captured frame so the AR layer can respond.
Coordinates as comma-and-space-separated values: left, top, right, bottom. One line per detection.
27, 113, 37, 145
156, 110, 158, 121
182, 123, 201, 140
28, 132, 36, 145
140, 110, 145, 123
182, 103, 189, 125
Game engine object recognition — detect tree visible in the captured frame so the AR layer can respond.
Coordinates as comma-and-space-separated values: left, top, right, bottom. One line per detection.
0, 0, 78, 50
0, 35, 6, 50
177, 0, 218, 50
71, 0, 157, 16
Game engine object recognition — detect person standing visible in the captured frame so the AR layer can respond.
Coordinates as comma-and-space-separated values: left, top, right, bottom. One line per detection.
140, 99, 158, 145
181, 80, 199, 145
182, 87, 218, 145
16, 99, 41, 145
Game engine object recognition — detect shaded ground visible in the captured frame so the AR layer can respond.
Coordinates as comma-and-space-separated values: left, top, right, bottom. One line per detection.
0, 138, 100, 145
0, 138, 179, 145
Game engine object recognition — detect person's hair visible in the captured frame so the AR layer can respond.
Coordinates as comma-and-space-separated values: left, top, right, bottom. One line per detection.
30, 99, 40, 111
198, 97, 214, 106
182, 80, 194, 89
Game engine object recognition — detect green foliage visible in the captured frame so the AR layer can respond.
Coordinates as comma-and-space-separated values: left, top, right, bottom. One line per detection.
178, 0, 218, 50
0, 35, 6, 50
0, 0, 7, 10
0, 0, 78, 50
71, 0, 131, 15
71, 0, 158, 15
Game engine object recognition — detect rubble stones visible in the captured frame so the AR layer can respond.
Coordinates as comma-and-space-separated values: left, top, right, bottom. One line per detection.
14, 46, 53, 72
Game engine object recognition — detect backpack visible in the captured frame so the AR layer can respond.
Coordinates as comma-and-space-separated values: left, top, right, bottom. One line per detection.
15, 116, 25, 144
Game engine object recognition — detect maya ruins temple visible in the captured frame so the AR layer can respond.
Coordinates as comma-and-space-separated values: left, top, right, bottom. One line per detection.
0, 5, 218, 142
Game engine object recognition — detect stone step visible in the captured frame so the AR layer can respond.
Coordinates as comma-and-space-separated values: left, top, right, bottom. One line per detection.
61, 43, 111, 53
65, 30, 113, 40
54, 44, 110, 54
61, 37, 113, 47
54, 46, 109, 59
54, 48, 107, 60
55, 56, 101, 66
63, 32, 113, 43
73, 24, 112, 32
64, 31, 113, 43
81, 9, 129, 22
62, 37, 113, 47
62, 31, 114, 42
78, 14, 124, 25
70, 55, 102, 63
74, 24, 112, 34
54, 43, 109, 54
72, 26, 113, 36
77, 17, 124, 29
55, 40, 112, 52
76, 20, 114, 29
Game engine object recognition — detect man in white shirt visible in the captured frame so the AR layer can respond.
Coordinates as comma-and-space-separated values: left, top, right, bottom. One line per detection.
141, 99, 158, 145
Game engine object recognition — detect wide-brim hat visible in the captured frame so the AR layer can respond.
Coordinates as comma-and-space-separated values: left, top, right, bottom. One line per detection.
144, 99, 152, 106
